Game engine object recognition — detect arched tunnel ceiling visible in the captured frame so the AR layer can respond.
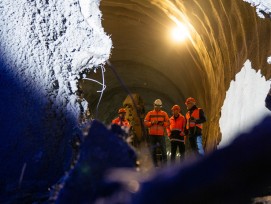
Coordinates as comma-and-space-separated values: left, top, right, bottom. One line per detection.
81, 0, 271, 151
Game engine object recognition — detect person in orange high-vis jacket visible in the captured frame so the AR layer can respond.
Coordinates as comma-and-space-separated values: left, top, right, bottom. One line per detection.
112, 108, 130, 130
184, 97, 206, 156
167, 105, 186, 163
144, 99, 169, 167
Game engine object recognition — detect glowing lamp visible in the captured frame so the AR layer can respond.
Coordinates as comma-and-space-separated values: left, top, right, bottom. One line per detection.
171, 23, 190, 42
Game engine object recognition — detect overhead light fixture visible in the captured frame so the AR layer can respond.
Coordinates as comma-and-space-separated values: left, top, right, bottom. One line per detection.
171, 22, 190, 42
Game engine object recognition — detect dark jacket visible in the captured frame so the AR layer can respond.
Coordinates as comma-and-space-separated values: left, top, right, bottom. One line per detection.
184, 105, 206, 136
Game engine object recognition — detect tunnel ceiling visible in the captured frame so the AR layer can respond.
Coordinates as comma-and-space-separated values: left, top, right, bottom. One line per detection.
81, 0, 271, 151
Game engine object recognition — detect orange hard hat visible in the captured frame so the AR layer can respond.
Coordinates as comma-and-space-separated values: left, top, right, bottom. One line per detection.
118, 108, 126, 114
171, 105, 181, 111
185, 97, 196, 105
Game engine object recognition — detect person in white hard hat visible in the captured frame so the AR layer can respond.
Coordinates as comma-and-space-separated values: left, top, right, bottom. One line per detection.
144, 99, 169, 167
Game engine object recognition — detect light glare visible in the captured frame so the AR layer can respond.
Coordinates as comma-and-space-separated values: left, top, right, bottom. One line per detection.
171, 23, 190, 42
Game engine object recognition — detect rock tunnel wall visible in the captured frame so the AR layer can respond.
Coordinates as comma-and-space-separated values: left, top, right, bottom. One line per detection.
82, 0, 271, 152
0, 0, 111, 193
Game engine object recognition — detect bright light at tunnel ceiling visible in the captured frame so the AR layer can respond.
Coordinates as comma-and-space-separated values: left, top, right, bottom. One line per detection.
171, 23, 190, 42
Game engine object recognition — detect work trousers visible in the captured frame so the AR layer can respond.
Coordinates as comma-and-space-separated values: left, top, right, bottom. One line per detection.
170, 141, 185, 162
149, 135, 167, 167
189, 135, 204, 156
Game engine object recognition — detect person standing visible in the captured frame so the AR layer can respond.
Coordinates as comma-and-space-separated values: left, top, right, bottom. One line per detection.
167, 105, 186, 163
112, 108, 130, 129
144, 99, 169, 167
184, 97, 206, 156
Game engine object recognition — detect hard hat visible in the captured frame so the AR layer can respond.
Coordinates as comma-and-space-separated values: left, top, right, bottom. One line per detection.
185, 97, 196, 105
154, 99, 162, 106
118, 108, 126, 114
171, 105, 180, 111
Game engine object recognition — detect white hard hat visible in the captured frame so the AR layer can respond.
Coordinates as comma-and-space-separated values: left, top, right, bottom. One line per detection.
154, 99, 162, 106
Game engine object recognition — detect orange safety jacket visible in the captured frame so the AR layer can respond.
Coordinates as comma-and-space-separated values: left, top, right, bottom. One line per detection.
185, 108, 203, 130
112, 117, 130, 128
144, 110, 169, 136
167, 114, 186, 142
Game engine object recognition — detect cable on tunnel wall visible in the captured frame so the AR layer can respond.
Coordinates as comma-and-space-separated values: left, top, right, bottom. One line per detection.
83, 65, 106, 118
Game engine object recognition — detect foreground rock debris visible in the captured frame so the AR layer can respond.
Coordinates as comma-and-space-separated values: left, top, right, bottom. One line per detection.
54, 117, 271, 204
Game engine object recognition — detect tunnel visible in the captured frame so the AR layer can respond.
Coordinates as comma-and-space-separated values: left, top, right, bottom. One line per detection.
1, 0, 271, 202
80, 0, 271, 152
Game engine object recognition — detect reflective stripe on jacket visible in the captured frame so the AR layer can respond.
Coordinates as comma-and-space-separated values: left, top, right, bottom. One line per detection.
167, 114, 186, 142
112, 117, 130, 128
144, 110, 169, 136
185, 108, 203, 129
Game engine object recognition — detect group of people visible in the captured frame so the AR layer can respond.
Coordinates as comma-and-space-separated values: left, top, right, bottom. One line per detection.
111, 97, 207, 167
144, 97, 206, 167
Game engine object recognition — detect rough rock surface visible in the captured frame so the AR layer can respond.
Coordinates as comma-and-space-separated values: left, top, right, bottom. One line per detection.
0, 0, 111, 201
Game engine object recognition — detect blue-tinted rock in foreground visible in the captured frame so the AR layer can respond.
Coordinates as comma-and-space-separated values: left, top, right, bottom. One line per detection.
56, 120, 137, 203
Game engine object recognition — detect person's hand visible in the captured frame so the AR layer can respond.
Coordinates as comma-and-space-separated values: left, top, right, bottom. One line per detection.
190, 117, 196, 122
151, 120, 158, 125
157, 121, 164, 126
